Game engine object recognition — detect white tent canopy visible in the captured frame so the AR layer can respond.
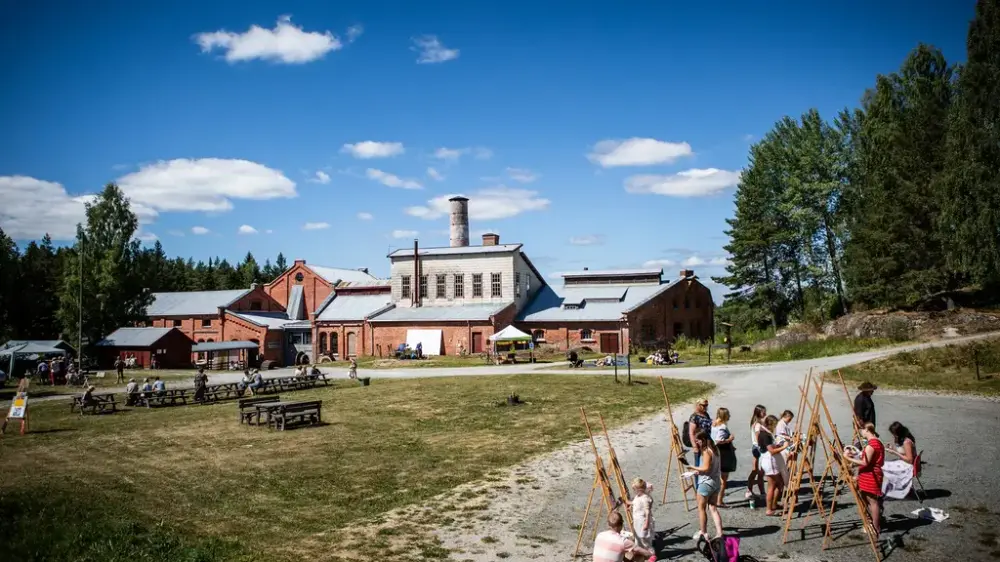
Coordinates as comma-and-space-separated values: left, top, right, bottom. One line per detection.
489, 325, 532, 342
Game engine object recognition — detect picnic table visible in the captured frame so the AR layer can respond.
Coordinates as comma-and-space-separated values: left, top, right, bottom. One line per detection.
237, 395, 281, 425
202, 382, 246, 402
71, 392, 118, 415
251, 400, 323, 430
136, 388, 191, 408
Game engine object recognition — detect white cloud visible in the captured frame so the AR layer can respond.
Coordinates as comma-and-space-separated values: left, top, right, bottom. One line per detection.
587, 138, 694, 167
308, 170, 331, 184
238, 224, 258, 234
194, 16, 348, 64
426, 167, 444, 181
357, 212, 374, 220
411, 35, 459, 64
137, 231, 158, 242
391, 229, 419, 239
642, 259, 676, 268
624, 168, 741, 197
341, 141, 405, 159
366, 168, 422, 190
569, 235, 604, 246
191, 226, 210, 235
346, 25, 364, 43
682, 256, 706, 266
406, 186, 549, 221
116, 158, 296, 212
303, 222, 330, 230
0, 176, 92, 239
506, 167, 538, 183
645, 255, 731, 269
432, 146, 492, 161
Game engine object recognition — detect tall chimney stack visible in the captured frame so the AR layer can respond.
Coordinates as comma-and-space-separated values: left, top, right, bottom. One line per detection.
449, 196, 470, 247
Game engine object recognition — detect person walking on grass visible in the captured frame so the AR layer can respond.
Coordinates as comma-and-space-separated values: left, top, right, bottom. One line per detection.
711, 407, 737, 506
115, 356, 125, 384
690, 430, 724, 542
746, 404, 767, 501
193, 368, 209, 402
593, 511, 655, 562
688, 398, 713, 486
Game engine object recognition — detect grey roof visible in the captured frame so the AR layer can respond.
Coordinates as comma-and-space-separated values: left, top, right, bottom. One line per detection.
517, 280, 682, 322
388, 244, 522, 258
1, 340, 75, 353
0, 341, 69, 356
96, 327, 178, 348
561, 268, 663, 279
192, 341, 259, 352
316, 293, 394, 322
309, 265, 380, 285
287, 284, 306, 321
370, 302, 512, 322
147, 289, 251, 316
229, 311, 294, 329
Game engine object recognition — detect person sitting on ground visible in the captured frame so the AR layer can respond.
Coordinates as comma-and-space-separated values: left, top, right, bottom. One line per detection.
193, 368, 209, 401
592, 511, 655, 562
690, 429, 724, 542
566, 349, 582, 368
758, 415, 793, 516
293, 365, 305, 378
882, 421, 917, 500
249, 369, 265, 394
124, 378, 139, 405
671, 350, 679, 363
151, 376, 166, 396
843, 422, 884, 537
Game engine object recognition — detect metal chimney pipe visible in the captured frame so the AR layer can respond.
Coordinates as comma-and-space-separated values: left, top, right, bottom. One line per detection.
413, 238, 420, 307
449, 196, 470, 247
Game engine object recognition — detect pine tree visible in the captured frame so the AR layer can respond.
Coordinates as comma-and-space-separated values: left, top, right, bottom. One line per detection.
0, 228, 20, 341
237, 252, 261, 288
274, 252, 288, 275
939, 0, 1000, 288
17, 235, 60, 338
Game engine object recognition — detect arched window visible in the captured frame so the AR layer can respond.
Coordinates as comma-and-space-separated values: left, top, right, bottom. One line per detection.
330, 332, 339, 355
319, 332, 328, 353
532, 329, 545, 342
580, 329, 593, 341
207, 338, 214, 343
295, 272, 304, 283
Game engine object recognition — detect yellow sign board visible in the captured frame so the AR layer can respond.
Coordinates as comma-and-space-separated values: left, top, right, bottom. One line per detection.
8, 393, 27, 419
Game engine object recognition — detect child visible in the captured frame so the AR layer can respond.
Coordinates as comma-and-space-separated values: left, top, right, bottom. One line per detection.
349, 358, 358, 380
629, 477, 656, 555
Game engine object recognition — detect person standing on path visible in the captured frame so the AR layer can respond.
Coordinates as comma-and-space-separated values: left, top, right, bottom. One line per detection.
854, 381, 877, 427
745, 405, 767, 501
844, 422, 884, 537
349, 357, 358, 380
115, 356, 125, 384
193, 368, 209, 402
690, 430, 724, 542
592, 511, 655, 562
688, 398, 713, 486
711, 407, 737, 506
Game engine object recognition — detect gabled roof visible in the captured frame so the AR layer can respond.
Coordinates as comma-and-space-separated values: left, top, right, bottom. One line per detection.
309, 265, 380, 286
287, 284, 306, 321
369, 302, 512, 322
517, 279, 683, 322
1, 340, 75, 353
388, 244, 522, 258
96, 327, 181, 348
315, 293, 394, 322
147, 289, 251, 317
228, 311, 295, 330
561, 268, 664, 279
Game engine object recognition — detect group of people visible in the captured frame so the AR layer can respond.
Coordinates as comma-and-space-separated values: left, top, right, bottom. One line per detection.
642, 350, 679, 365
594, 381, 920, 561
122, 376, 167, 405
36, 356, 74, 385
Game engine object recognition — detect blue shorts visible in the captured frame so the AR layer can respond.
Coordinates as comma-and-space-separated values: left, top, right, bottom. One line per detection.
697, 479, 720, 497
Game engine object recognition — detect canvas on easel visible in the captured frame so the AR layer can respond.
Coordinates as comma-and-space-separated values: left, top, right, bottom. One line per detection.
657, 377, 695, 512
2, 377, 29, 436
573, 408, 630, 558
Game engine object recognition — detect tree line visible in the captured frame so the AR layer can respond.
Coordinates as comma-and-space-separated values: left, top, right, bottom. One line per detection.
0, 184, 290, 344
715, 0, 999, 331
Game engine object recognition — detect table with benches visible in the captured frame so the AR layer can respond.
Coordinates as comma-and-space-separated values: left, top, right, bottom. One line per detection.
238, 395, 281, 425
135, 388, 191, 408
244, 399, 323, 430
71, 392, 118, 415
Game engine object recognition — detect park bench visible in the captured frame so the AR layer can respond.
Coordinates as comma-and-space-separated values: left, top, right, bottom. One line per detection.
305, 372, 330, 386
238, 395, 281, 425
71, 392, 118, 415
137, 388, 190, 408
264, 400, 323, 431
201, 382, 246, 403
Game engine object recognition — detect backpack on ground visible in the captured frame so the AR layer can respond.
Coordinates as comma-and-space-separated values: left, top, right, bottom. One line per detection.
697, 535, 741, 562
682, 421, 693, 447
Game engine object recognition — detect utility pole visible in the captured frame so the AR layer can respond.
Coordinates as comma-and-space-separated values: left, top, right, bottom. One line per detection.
77, 231, 84, 371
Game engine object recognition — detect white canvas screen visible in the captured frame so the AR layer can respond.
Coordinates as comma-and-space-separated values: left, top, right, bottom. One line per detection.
406, 329, 443, 356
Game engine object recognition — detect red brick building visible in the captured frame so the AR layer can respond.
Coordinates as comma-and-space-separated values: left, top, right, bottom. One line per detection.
95, 327, 194, 369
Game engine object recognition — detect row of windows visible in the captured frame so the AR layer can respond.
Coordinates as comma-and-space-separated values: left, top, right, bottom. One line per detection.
531, 329, 595, 342
673, 296, 703, 310
174, 318, 213, 328
402, 272, 520, 300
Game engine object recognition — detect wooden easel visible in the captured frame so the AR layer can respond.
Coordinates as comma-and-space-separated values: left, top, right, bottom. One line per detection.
814, 380, 882, 561
658, 376, 694, 511
598, 413, 635, 531
782, 374, 835, 543
836, 369, 863, 446
1, 377, 29, 436
574, 408, 629, 558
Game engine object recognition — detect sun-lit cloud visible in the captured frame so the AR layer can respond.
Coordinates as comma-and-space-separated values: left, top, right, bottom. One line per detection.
391, 229, 419, 239
303, 222, 330, 230
191, 226, 210, 235
341, 141, 405, 159
406, 186, 549, 221
569, 235, 604, 246
357, 212, 373, 220
366, 168, 423, 190
588, 138, 694, 167
308, 170, 331, 184
426, 167, 444, 181
506, 167, 538, 183
624, 168, 741, 197
238, 224, 258, 234
194, 16, 353, 64
411, 35, 459, 64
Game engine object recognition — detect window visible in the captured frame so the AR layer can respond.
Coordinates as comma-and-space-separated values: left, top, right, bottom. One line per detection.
207, 338, 214, 343
330, 332, 339, 355
580, 329, 594, 341
401, 275, 411, 299
295, 272, 304, 283
319, 333, 328, 353
436, 274, 446, 299
532, 329, 545, 342
201, 318, 211, 328
250, 300, 262, 311
491, 273, 502, 298
472, 274, 483, 297
173, 319, 182, 327
419, 275, 428, 299
515, 272, 521, 297
454, 274, 464, 298
684, 297, 691, 309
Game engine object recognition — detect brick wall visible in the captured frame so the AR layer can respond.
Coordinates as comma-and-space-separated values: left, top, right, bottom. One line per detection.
228, 285, 283, 313
265, 260, 334, 319
313, 323, 368, 359
518, 322, 623, 352
370, 321, 497, 356
627, 279, 714, 348
151, 314, 223, 342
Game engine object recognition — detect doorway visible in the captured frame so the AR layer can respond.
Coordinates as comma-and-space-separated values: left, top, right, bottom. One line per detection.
599, 333, 619, 354
673, 322, 684, 340
471, 332, 483, 354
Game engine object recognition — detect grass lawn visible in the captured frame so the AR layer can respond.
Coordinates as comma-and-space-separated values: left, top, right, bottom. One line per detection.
0, 374, 712, 562
574, 337, 903, 370
838, 338, 1000, 395
0, 369, 199, 400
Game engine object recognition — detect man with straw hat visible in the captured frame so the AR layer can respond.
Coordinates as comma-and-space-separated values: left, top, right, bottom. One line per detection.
854, 381, 878, 427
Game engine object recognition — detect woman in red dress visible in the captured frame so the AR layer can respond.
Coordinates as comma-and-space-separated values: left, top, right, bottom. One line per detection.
844, 422, 885, 536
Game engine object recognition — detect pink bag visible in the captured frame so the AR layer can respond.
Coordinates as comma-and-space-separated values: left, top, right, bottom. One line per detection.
724, 536, 740, 562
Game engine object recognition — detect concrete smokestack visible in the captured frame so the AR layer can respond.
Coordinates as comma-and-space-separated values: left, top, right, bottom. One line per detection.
449, 196, 470, 247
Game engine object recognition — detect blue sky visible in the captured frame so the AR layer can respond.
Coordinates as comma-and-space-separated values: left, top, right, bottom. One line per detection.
0, 0, 977, 299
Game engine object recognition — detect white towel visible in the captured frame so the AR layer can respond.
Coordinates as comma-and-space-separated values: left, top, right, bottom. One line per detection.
911, 507, 949, 522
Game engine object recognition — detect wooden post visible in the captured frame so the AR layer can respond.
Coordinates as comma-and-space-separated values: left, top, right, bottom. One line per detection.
974, 347, 981, 381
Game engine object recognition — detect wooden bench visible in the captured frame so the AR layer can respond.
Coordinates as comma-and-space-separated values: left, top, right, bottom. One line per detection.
238, 395, 281, 424
137, 388, 190, 408
202, 382, 246, 403
71, 392, 118, 415
266, 400, 323, 431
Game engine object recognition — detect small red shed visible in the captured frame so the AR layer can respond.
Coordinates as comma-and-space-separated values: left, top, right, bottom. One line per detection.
95, 327, 194, 369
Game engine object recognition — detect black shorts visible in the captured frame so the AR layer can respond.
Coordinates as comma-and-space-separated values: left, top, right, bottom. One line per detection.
752, 445, 761, 459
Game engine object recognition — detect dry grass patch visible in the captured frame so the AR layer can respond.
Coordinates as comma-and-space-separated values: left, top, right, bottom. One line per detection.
1, 374, 710, 561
